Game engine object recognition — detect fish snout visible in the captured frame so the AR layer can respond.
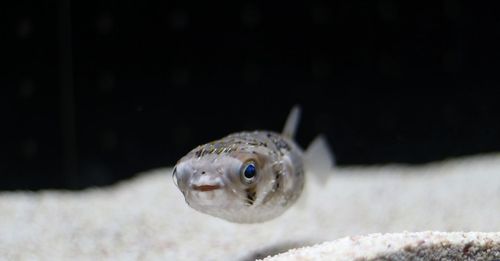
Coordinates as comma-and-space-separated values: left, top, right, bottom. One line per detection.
189, 173, 224, 192
191, 184, 222, 191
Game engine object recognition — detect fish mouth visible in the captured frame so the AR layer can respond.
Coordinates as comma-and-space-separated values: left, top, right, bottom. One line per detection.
191, 184, 222, 192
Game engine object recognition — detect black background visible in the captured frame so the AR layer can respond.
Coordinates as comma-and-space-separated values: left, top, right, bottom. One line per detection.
2, 1, 500, 190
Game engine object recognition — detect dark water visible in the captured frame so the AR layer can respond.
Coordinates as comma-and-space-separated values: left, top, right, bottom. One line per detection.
2, 1, 500, 190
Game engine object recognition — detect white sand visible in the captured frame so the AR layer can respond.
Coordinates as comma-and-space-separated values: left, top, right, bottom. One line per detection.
265, 231, 500, 260
1, 154, 500, 260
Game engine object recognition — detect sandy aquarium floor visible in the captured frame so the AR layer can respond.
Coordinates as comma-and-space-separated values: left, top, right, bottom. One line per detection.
1, 154, 500, 260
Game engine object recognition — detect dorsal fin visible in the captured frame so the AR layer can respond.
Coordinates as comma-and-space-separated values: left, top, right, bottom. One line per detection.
282, 105, 301, 139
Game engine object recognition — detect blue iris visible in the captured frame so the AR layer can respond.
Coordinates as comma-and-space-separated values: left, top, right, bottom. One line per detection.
243, 163, 256, 179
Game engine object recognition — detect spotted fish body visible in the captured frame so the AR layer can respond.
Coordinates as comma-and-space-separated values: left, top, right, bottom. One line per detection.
173, 106, 331, 223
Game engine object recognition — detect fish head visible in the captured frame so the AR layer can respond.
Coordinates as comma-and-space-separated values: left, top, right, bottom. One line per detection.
172, 144, 279, 222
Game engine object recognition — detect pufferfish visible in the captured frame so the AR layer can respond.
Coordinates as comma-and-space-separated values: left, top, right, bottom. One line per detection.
172, 106, 334, 223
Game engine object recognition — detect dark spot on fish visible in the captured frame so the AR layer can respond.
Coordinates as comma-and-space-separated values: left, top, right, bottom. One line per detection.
274, 138, 291, 151
201, 171, 206, 175
216, 147, 224, 154
245, 187, 256, 205
271, 169, 281, 192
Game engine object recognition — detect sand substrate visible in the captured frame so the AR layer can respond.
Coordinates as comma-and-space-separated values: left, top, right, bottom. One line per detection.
1, 154, 499, 260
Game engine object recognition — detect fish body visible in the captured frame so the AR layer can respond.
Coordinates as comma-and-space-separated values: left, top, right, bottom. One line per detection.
173, 106, 332, 223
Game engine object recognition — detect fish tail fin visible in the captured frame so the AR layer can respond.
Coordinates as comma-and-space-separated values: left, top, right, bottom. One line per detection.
282, 105, 301, 139
304, 134, 335, 184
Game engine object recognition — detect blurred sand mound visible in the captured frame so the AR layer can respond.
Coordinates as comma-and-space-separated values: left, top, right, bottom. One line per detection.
1, 154, 499, 260
264, 231, 500, 260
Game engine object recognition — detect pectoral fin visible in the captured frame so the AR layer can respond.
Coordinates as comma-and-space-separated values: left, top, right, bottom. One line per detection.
304, 134, 335, 184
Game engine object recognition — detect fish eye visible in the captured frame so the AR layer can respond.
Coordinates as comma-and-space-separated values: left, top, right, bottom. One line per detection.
240, 161, 257, 184
172, 167, 179, 187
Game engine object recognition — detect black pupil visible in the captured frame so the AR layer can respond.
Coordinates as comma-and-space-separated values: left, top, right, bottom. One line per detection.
244, 164, 256, 179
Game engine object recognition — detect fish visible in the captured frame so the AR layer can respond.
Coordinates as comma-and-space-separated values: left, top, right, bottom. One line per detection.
172, 105, 334, 223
